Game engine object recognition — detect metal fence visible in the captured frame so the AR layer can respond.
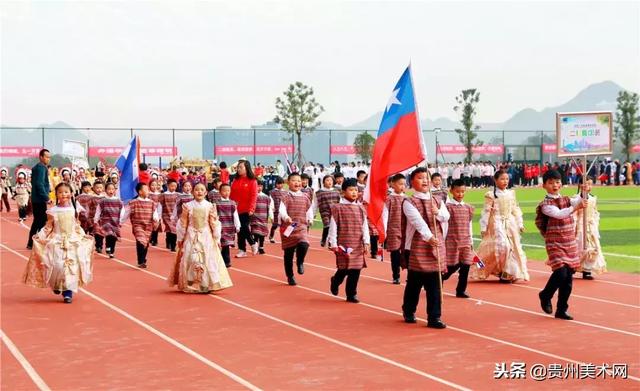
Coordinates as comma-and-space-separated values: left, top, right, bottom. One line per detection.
0, 127, 564, 169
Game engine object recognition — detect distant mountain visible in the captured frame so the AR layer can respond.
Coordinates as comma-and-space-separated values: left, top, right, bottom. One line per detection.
336, 80, 631, 132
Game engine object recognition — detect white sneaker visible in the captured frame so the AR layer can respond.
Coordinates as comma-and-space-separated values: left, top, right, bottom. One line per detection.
235, 251, 248, 258
251, 243, 259, 255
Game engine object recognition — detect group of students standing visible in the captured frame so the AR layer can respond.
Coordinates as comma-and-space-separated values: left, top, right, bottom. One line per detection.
21, 157, 606, 330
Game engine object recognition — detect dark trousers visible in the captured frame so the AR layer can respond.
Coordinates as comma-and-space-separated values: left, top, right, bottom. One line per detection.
166, 232, 177, 251
221, 245, 231, 267
135, 241, 149, 265
105, 235, 117, 254
445, 263, 470, 294
540, 265, 574, 313
18, 206, 28, 219
150, 230, 159, 246
237, 213, 255, 251
269, 223, 278, 240
321, 227, 329, 245
94, 234, 104, 251
390, 250, 402, 280
283, 242, 309, 277
27, 202, 48, 247
0, 193, 10, 211
402, 270, 442, 321
253, 234, 265, 249
333, 268, 361, 298
370, 235, 379, 258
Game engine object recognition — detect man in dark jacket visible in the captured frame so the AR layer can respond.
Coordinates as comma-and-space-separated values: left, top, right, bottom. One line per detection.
27, 149, 51, 249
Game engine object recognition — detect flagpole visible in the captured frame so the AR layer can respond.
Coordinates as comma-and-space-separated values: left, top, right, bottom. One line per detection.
408, 62, 444, 304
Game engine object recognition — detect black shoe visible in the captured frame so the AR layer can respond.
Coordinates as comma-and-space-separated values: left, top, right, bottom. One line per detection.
442, 272, 452, 281
499, 278, 512, 284
225, 263, 232, 268
63, 296, 72, 304
109, 253, 114, 259
427, 319, 447, 329
320, 241, 326, 247
392, 278, 401, 285
403, 313, 417, 323
138, 263, 147, 269
287, 276, 297, 286
346, 296, 360, 303
539, 292, 553, 314
456, 292, 470, 298
96, 247, 103, 253
170, 247, 176, 252
53, 289, 61, 295
269, 238, 275, 244
582, 272, 594, 280
26, 244, 32, 250
555, 312, 573, 320
330, 276, 339, 295
297, 263, 304, 275
259, 248, 265, 255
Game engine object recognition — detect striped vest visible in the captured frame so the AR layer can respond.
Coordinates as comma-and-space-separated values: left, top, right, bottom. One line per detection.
407, 196, 447, 273
208, 189, 221, 204
270, 188, 285, 223
129, 198, 156, 246
96, 197, 123, 238
280, 192, 311, 249
536, 196, 580, 271
384, 194, 405, 251
216, 199, 237, 247
331, 203, 366, 270
445, 202, 474, 265
160, 193, 179, 233
176, 193, 194, 219
76, 193, 93, 232
250, 193, 270, 237
301, 187, 314, 203
316, 188, 340, 227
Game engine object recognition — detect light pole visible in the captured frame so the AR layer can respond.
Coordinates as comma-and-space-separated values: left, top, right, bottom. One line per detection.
433, 128, 441, 165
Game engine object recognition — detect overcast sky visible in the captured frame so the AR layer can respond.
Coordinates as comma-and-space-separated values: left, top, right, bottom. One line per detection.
1, 1, 639, 129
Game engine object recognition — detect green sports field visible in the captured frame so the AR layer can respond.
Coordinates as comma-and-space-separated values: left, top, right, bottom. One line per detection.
313, 185, 640, 273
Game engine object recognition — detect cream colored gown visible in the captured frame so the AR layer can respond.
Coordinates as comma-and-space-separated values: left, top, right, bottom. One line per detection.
168, 199, 232, 293
575, 194, 607, 274
23, 205, 95, 292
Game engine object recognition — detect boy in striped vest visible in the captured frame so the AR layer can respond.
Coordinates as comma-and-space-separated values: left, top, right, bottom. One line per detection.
383, 173, 406, 284
429, 173, 448, 204
333, 172, 345, 191
161, 179, 179, 252
93, 182, 124, 258
148, 179, 163, 246
217, 183, 240, 267
536, 170, 586, 320
442, 179, 474, 298
208, 178, 222, 204
251, 180, 273, 254
329, 179, 370, 303
356, 170, 379, 259
75, 181, 94, 234
279, 172, 314, 286
316, 175, 340, 247
300, 173, 314, 204
89, 181, 106, 252
121, 182, 160, 268
268, 177, 285, 243
401, 167, 450, 329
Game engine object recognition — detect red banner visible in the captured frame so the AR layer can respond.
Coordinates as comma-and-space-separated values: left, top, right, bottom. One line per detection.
0, 146, 41, 157
542, 144, 557, 153
330, 145, 356, 154
632, 145, 640, 153
436, 144, 504, 155
215, 145, 294, 155
89, 146, 177, 157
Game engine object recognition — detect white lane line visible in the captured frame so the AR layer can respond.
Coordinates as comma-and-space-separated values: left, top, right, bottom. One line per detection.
525, 268, 640, 288
262, 254, 640, 338
88, 249, 470, 390
0, 329, 52, 391
0, 244, 261, 391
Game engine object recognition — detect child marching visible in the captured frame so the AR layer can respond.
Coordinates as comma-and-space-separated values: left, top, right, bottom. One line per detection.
536, 170, 587, 320
121, 183, 160, 268
575, 178, 607, 279
250, 180, 273, 254
383, 173, 406, 284
160, 179, 179, 252
168, 183, 232, 293
216, 183, 240, 268
22, 183, 95, 303
474, 169, 529, 283
75, 181, 94, 234
268, 177, 285, 243
93, 182, 124, 259
401, 167, 450, 329
442, 179, 475, 298
89, 181, 106, 253
279, 173, 314, 286
329, 179, 370, 303
13, 170, 31, 222
316, 175, 340, 247
148, 179, 163, 246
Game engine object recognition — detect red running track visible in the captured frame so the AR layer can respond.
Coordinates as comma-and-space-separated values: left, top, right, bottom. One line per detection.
1, 206, 639, 390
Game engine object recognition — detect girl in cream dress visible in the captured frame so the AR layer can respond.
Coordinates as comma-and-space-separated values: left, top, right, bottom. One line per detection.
168, 183, 232, 293
575, 179, 606, 279
23, 183, 95, 303
473, 170, 529, 283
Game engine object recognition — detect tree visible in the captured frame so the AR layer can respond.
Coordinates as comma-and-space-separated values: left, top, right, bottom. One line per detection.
274, 82, 324, 169
453, 89, 483, 163
614, 90, 640, 161
353, 131, 376, 162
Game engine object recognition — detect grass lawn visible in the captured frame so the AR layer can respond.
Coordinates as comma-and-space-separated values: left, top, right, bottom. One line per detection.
311, 185, 640, 273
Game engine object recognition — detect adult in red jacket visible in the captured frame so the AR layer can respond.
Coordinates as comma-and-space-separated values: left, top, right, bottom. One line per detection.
138, 163, 151, 185
230, 159, 258, 257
